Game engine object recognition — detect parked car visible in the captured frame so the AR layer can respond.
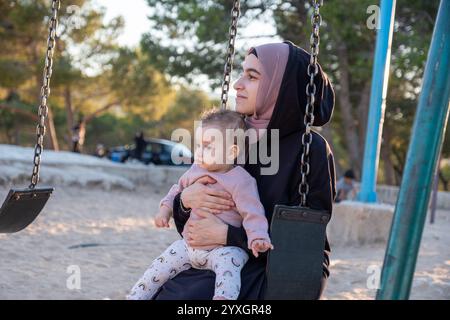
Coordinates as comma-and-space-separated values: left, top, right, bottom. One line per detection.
108, 145, 132, 163
108, 138, 193, 166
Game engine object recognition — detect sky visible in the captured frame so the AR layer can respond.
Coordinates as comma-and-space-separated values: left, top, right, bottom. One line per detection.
94, 0, 281, 100
96, 0, 152, 48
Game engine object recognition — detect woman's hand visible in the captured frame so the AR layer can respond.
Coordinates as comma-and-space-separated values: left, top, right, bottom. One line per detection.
185, 209, 228, 247
180, 176, 235, 214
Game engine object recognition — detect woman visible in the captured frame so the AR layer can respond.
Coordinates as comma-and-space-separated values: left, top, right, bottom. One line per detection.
152, 41, 336, 300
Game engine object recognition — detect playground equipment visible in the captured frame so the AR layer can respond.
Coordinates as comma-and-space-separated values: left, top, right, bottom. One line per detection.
358, 0, 396, 203
345, 0, 449, 300
376, 0, 450, 300
345, 0, 450, 300
0, 0, 59, 233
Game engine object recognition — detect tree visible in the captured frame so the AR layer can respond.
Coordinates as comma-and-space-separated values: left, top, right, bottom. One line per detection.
0, 0, 88, 150
151, 86, 214, 139
1, 1, 175, 152
140, 0, 441, 184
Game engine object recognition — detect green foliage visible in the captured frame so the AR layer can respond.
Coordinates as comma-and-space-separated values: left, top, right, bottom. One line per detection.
152, 86, 213, 139
0, 0, 179, 152
139, 0, 444, 184
0, 59, 30, 88
83, 113, 144, 152
1, 0, 447, 186
109, 48, 172, 119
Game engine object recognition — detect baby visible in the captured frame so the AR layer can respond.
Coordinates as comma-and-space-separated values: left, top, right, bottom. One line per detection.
127, 108, 273, 300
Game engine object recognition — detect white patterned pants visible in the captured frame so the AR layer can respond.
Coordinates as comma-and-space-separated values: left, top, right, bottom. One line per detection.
127, 239, 249, 300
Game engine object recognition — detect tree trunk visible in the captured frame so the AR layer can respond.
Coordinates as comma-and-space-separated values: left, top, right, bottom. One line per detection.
380, 124, 396, 185
64, 86, 75, 147
336, 44, 361, 176
74, 101, 119, 152
357, 81, 371, 157
84, 101, 120, 123
32, 41, 59, 151
392, 147, 406, 185
438, 169, 448, 191
44, 107, 59, 151
320, 124, 343, 176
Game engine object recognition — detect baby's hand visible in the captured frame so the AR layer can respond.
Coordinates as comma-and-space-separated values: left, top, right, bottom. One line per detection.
154, 206, 172, 228
250, 239, 274, 258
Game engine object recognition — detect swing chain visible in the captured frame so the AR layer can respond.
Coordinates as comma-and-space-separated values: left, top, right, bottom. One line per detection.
220, 0, 240, 110
299, 0, 323, 206
30, 0, 60, 189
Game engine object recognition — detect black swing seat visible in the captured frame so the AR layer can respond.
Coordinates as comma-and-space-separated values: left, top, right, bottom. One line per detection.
265, 204, 330, 300
0, 187, 54, 233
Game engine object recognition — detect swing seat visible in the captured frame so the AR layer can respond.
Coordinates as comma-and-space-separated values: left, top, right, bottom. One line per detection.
0, 187, 54, 233
265, 204, 330, 300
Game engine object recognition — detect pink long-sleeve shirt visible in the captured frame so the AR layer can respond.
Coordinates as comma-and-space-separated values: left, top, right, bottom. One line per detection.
160, 164, 270, 250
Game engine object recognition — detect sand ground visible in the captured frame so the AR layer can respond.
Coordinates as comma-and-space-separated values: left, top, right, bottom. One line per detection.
0, 184, 448, 300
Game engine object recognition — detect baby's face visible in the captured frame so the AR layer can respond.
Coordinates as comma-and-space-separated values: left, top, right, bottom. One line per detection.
194, 125, 236, 172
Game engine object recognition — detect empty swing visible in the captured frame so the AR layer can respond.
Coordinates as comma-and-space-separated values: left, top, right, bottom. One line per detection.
0, 0, 60, 233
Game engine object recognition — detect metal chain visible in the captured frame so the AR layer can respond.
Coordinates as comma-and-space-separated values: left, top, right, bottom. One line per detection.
220, 0, 240, 110
30, 0, 60, 189
299, 0, 323, 206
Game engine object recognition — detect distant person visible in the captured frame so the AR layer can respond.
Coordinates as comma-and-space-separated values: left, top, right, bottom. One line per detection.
335, 169, 357, 202
72, 120, 85, 153
134, 131, 146, 161
95, 144, 106, 158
